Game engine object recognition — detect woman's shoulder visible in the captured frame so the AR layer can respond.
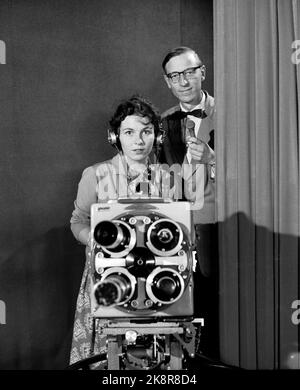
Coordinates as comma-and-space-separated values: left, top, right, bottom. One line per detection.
85, 155, 120, 178
78, 160, 107, 180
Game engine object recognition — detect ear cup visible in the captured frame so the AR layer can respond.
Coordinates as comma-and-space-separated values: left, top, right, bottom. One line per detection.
155, 123, 166, 148
107, 129, 121, 150
155, 132, 163, 147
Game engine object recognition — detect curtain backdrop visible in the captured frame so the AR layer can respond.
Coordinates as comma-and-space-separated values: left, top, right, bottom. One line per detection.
214, 0, 300, 369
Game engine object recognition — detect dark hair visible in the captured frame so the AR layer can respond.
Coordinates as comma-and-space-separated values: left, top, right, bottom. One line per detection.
162, 46, 203, 73
109, 95, 161, 137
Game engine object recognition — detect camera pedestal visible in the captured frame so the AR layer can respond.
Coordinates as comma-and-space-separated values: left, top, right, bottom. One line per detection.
99, 319, 204, 370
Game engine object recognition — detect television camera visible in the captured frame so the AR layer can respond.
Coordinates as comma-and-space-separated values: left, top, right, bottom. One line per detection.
80, 198, 203, 370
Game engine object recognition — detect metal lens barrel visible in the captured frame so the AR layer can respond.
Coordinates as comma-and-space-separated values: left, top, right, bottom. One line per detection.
151, 270, 182, 302
147, 219, 183, 257
94, 273, 132, 306
146, 268, 185, 305
94, 220, 130, 250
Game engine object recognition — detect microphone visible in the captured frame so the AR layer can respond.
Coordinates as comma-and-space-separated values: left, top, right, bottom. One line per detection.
185, 119, 195, 143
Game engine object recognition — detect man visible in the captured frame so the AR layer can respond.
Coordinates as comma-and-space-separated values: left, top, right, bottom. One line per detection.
160, 46, 216, 274
159, 46, 218, 358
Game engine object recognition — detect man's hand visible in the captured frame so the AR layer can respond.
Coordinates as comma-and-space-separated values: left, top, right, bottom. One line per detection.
186, 136, 215, 163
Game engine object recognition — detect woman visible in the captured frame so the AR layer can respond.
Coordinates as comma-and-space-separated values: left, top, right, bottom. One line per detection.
69, 95, 168, 365
69, 95, 203, 366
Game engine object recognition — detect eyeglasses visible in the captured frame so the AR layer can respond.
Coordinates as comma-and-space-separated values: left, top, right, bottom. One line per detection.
166, 66, 202, 83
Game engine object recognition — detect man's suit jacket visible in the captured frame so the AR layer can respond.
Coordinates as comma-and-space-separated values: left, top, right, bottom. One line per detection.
160, 91, 215, 224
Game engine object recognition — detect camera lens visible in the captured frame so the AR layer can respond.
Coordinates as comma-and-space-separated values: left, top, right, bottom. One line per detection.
95, 280, 118, 306
152, 272, 181, 302
152, 222, 179, 251
157, 228, 173, 244
94, 221, 130, 249
94, 274, 132, 306
146, 268, 184, 304
155, 276, 177, 297
147, 219, 183, 256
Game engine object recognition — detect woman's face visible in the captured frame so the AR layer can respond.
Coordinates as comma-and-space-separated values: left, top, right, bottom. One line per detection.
119, 115, 155, 165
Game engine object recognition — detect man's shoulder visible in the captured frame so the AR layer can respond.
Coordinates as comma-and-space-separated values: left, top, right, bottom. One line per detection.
204, 91, 215, 118
161, 104, 181, 120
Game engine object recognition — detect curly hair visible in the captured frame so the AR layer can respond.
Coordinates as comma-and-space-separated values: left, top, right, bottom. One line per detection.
109, 95, 161, 137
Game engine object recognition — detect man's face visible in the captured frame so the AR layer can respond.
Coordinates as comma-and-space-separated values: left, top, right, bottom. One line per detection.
164, 52, 205, 108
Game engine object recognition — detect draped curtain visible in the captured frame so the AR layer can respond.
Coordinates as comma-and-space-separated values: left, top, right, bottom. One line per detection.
214, 0, 300, 369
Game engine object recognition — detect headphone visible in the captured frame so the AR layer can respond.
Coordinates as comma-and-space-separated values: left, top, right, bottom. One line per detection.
107, 122, 166, 155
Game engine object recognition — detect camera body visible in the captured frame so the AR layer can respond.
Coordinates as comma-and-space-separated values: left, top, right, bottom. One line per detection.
90, 199, 195, 320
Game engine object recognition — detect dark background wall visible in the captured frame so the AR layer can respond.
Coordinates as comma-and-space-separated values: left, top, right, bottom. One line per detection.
0, 0, 213, 369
